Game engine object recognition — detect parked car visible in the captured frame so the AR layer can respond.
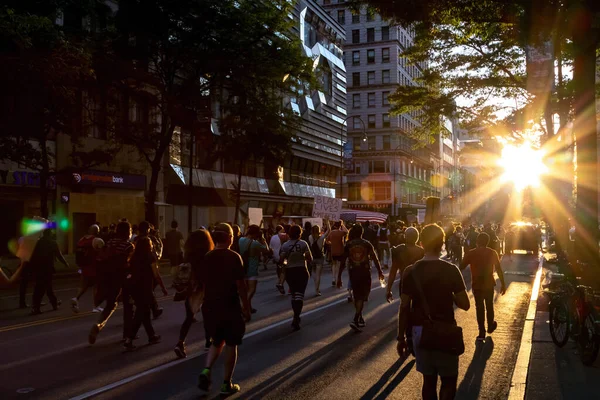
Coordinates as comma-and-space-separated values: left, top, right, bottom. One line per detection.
506, 222, 538, 254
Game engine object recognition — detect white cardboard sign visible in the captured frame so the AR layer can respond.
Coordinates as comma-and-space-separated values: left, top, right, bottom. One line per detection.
248, 207, 263, 227
312, 196, 342, 221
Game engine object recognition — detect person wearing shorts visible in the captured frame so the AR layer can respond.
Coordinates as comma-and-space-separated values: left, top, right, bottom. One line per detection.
397, 224, 470, 400
338, 224, 384, 331
238, 225, 270, 314
197, 223, 251, 396
327, 221, 348, 287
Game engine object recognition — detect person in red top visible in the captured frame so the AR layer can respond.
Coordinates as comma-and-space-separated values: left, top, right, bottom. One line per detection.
460, 232, 507, 341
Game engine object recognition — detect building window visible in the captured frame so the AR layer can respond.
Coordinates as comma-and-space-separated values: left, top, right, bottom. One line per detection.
352, 50, 360, 65
367, 28, 375, 42
368, 114, 376, 129
383, 113, 390, 127
383, 135, 390, 150
368, 92, 376, 107
353, 117, 362, 130
368, 136, 376, 150
367, 71, 375, 85
382, 47, 390, 63
318, 59, 333, 99
349, 183, 361, 201
367, 49, 375, 64
323, 0, 331, 4
337, 10, 345, 24
353, 94, 361, 108
381, 26, 390, 40
352, 29, 360, 44
304, 20, 317, 47
382, 69, 390, 84
352, 11, 360, 24
352, 72, 360, 87
366, 9, 375, 22
382, 91, 390, 106
372, 161, 386, 173
353, 135, 361, 150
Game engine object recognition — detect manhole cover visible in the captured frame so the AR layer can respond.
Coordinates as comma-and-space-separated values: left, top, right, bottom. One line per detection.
16, 388, 35, 394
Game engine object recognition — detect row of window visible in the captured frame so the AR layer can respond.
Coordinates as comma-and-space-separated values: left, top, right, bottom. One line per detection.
348, 182, 432, 202
349, 47, 391, 66
351, 112, 391, 129
330, 6, 378, 24
352, 89, 392, 107
350, 159, 431, 181
350, 26, 390, 44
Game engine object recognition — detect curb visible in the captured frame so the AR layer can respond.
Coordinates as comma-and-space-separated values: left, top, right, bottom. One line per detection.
507, 255, 545, 400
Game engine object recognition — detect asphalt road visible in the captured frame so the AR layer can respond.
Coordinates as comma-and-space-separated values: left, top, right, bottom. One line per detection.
0, 254, 540, 400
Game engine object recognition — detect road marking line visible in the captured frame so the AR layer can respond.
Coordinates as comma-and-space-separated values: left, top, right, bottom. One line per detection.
0, 296, 171, 333
68, 284, 387, 400
507, 255, 544, 400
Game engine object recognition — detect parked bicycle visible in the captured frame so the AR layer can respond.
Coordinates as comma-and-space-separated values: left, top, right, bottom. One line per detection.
544, 268, 600, 366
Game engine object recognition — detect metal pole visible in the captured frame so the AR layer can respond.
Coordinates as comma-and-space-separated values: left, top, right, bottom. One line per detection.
187, 131, 194, 234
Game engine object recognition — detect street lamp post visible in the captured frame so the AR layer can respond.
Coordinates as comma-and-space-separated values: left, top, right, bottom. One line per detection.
339, 116, 367, 200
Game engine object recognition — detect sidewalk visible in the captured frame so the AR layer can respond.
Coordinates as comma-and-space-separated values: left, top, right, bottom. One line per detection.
525, 254, 600, 400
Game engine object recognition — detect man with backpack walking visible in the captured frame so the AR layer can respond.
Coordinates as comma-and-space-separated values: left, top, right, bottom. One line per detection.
72, 225, 103, 313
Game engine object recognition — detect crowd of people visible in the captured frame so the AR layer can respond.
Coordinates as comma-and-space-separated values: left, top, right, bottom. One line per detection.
2, 214, 522, 399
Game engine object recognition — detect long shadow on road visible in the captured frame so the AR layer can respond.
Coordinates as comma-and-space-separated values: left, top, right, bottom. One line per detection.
360, 358, 416, 400
456, 337, 495, 400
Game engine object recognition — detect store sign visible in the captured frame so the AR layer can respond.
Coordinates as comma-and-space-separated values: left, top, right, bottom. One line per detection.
71, 170, 146, 190
0, 169, 56, 189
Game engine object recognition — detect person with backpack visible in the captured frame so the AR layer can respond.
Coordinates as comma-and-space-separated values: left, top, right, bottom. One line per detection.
280, 225, 313, 330
338, 224, 384, 331
378, 223, 391, 270
238, 225, 270, 314
72, 224, 103, 313
174, 229, 215, 358
88, 221, 135, 345
309, 220, 330, 296
123, 236, 162, 350
397, 224, 470, 400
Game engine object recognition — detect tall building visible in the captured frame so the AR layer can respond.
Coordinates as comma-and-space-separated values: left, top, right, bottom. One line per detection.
165, 0, 348, 230
321, 1, 438, 222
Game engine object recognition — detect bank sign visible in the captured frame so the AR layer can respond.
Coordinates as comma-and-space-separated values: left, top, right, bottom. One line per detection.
71, 170, 146, 191
0, 170, 56, 189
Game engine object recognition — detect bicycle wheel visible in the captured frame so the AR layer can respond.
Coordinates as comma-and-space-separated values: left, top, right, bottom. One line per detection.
578, 313, 599, 366
549, 301, 570, 348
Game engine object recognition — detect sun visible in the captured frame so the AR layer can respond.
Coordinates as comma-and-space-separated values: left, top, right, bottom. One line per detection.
498, 143, 548, 191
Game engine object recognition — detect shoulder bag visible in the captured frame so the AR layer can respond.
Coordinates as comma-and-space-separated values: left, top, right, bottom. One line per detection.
412, 261, 465, 356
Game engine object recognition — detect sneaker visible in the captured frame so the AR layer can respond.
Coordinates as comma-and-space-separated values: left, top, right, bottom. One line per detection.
30, 308, 42, 315
488, 321, 498, 334
204, 339, 212, 350
332, 281, 336, 287
123, 341, 136, 351
148, 335, 161, 345
476, 332, 486, 342
71, 298, 79, 313
52, 300, 62, 311
349, 319, 361, 332
347, 294, 353, 303
89, 324, 100, 345
220, 382, 241, 395
291, 317, 301, 331
198, 368, 211, 393
276, 284, 285, 294
152, 308, 164, 320
358, 315, 365, 328
315, 291, 322, 297
92, 306, 104, 313
174, 342, 187, 359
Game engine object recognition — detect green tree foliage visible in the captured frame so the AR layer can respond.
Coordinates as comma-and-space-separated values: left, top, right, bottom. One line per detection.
109, 0, 315, 223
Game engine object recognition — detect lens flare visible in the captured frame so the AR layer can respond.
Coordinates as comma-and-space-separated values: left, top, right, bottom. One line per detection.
20, 219, 48, 236
498, 143, 548, 191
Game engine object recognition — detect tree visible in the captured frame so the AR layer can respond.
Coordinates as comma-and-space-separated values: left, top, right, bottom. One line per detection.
0, 1, 117, 218
361, 0, 600, 265
110, 0, 315, 225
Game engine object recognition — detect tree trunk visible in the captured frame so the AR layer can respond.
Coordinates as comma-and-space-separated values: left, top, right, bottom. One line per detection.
39, 136, 50, 218
571, 10, 599, 269
146, 161, 160, 225
233, 160, 243, 226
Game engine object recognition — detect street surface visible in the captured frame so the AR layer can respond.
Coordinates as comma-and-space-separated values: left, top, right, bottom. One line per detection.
0, 254, 540, 400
